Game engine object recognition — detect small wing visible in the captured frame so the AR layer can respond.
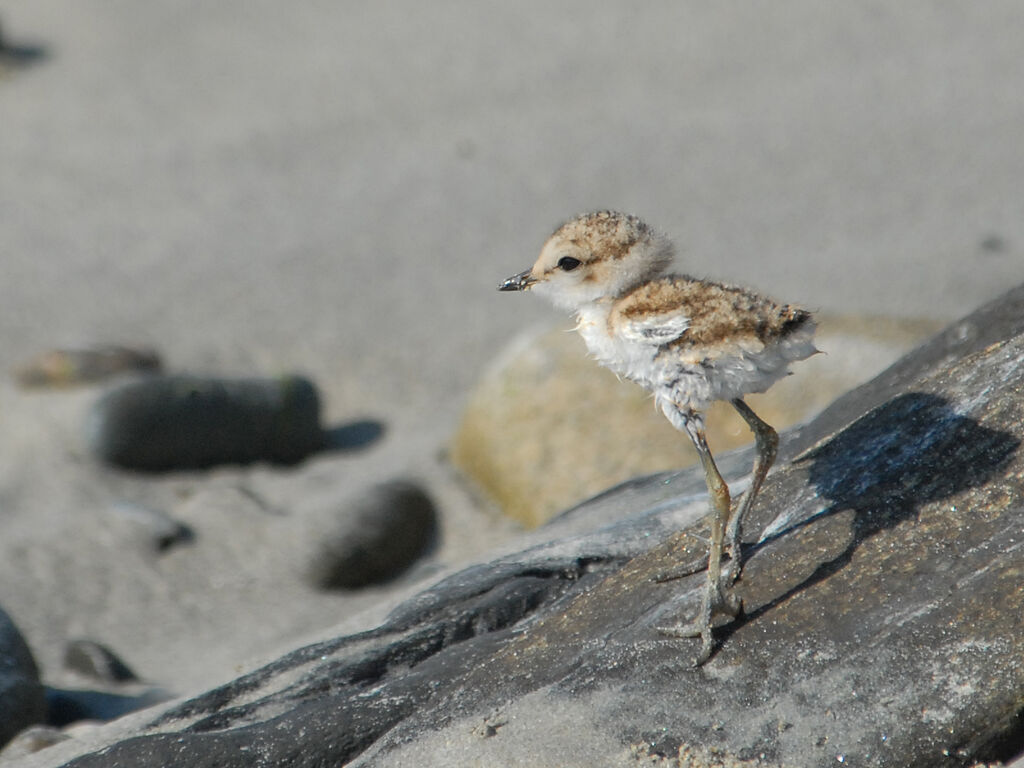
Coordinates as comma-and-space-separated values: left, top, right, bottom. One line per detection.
616, 309, 691, 345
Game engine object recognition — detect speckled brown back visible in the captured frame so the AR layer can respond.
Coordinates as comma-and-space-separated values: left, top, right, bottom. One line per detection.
613, 276, 813, 349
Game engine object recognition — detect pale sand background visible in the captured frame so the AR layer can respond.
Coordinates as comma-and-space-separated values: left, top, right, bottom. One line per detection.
0, 2, 1022, 694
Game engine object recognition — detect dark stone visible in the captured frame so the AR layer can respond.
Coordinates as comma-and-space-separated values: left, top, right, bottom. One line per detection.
306, 480, 439, 589
51, 285, 1024, 766
0, 17, 47, 70
63, 640, 138, 684
979, 234, 1007, 253
0, 606, 46, 748
108, 502, 194, 553
86, 375, 324, 471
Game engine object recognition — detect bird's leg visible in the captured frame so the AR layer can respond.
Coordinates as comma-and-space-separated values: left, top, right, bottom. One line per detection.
723, 398, 778, 584
657, 408, 740, 664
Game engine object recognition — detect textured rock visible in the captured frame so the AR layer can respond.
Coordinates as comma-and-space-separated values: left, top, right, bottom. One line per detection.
452, 314, 937, 527
0, 607, 46, 748
85, 375, 323, 470
305, 480, 439, 589
34, 286, 1024, 766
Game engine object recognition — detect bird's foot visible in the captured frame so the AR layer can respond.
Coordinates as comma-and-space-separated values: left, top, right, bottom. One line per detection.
721, 550, 742, 587
657, 581, 741, 665
651, 558, 706, 584
721, 524, 746, 584
654, 548, 741, 586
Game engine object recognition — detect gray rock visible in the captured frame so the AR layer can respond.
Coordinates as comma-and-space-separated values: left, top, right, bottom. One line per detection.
0, 607, 46, 748
86, 375, 323, 471
63, 640, 137, 684
107, 502, 194, 554
48, 286, 1024, 765
305, 480, 439, 589
51, 641, 170, 729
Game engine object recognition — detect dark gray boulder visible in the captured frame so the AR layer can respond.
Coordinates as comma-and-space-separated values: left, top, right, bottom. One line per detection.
0, 606, 46, 748
305, 479, 439, 589
53, 285, 1024, 767
86, 375, 323, 471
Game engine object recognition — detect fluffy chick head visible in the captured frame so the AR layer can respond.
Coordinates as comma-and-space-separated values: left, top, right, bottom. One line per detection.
499, 211, 674, 311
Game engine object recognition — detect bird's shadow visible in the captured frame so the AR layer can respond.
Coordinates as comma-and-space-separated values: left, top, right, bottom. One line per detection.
725, 391, 1019, 631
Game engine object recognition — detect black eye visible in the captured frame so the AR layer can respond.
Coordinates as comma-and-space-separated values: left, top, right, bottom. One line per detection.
557, 256, 581, 271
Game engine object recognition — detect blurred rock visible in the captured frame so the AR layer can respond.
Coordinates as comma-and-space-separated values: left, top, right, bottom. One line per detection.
13, 346, 161, 388
0, 606, 46, 748
86, 375, 323, 471
0, 16, 47, 75
305, 479, 438, 589
107, 502, 194, 554
452, 314, 939, 527
63, 641, 137, 685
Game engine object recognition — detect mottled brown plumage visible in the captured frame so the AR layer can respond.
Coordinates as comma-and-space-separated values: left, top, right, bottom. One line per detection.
500, 211, 817, 664
613, 277, 811, 352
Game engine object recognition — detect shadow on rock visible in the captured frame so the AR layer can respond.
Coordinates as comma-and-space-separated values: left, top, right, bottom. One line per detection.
739, 391, 1020, 624
805, 392, 1018, 514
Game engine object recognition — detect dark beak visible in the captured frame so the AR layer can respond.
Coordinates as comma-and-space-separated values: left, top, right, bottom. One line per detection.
498, 269, 535, 292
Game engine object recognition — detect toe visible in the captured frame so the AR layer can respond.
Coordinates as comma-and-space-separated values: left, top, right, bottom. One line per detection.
709, 586, 741, 620
651, 563, 704, 584
656, 620, 704, 639
693, 633, 715, 666
657, 622, 716, 666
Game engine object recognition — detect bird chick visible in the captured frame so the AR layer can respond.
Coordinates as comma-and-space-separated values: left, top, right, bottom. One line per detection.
499, 211, 817, 663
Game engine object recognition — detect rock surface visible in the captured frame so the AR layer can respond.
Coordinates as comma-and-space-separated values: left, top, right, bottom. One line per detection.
26, 286, 1024, 767
452, 315, 938, 527
0, 607, 46, 748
